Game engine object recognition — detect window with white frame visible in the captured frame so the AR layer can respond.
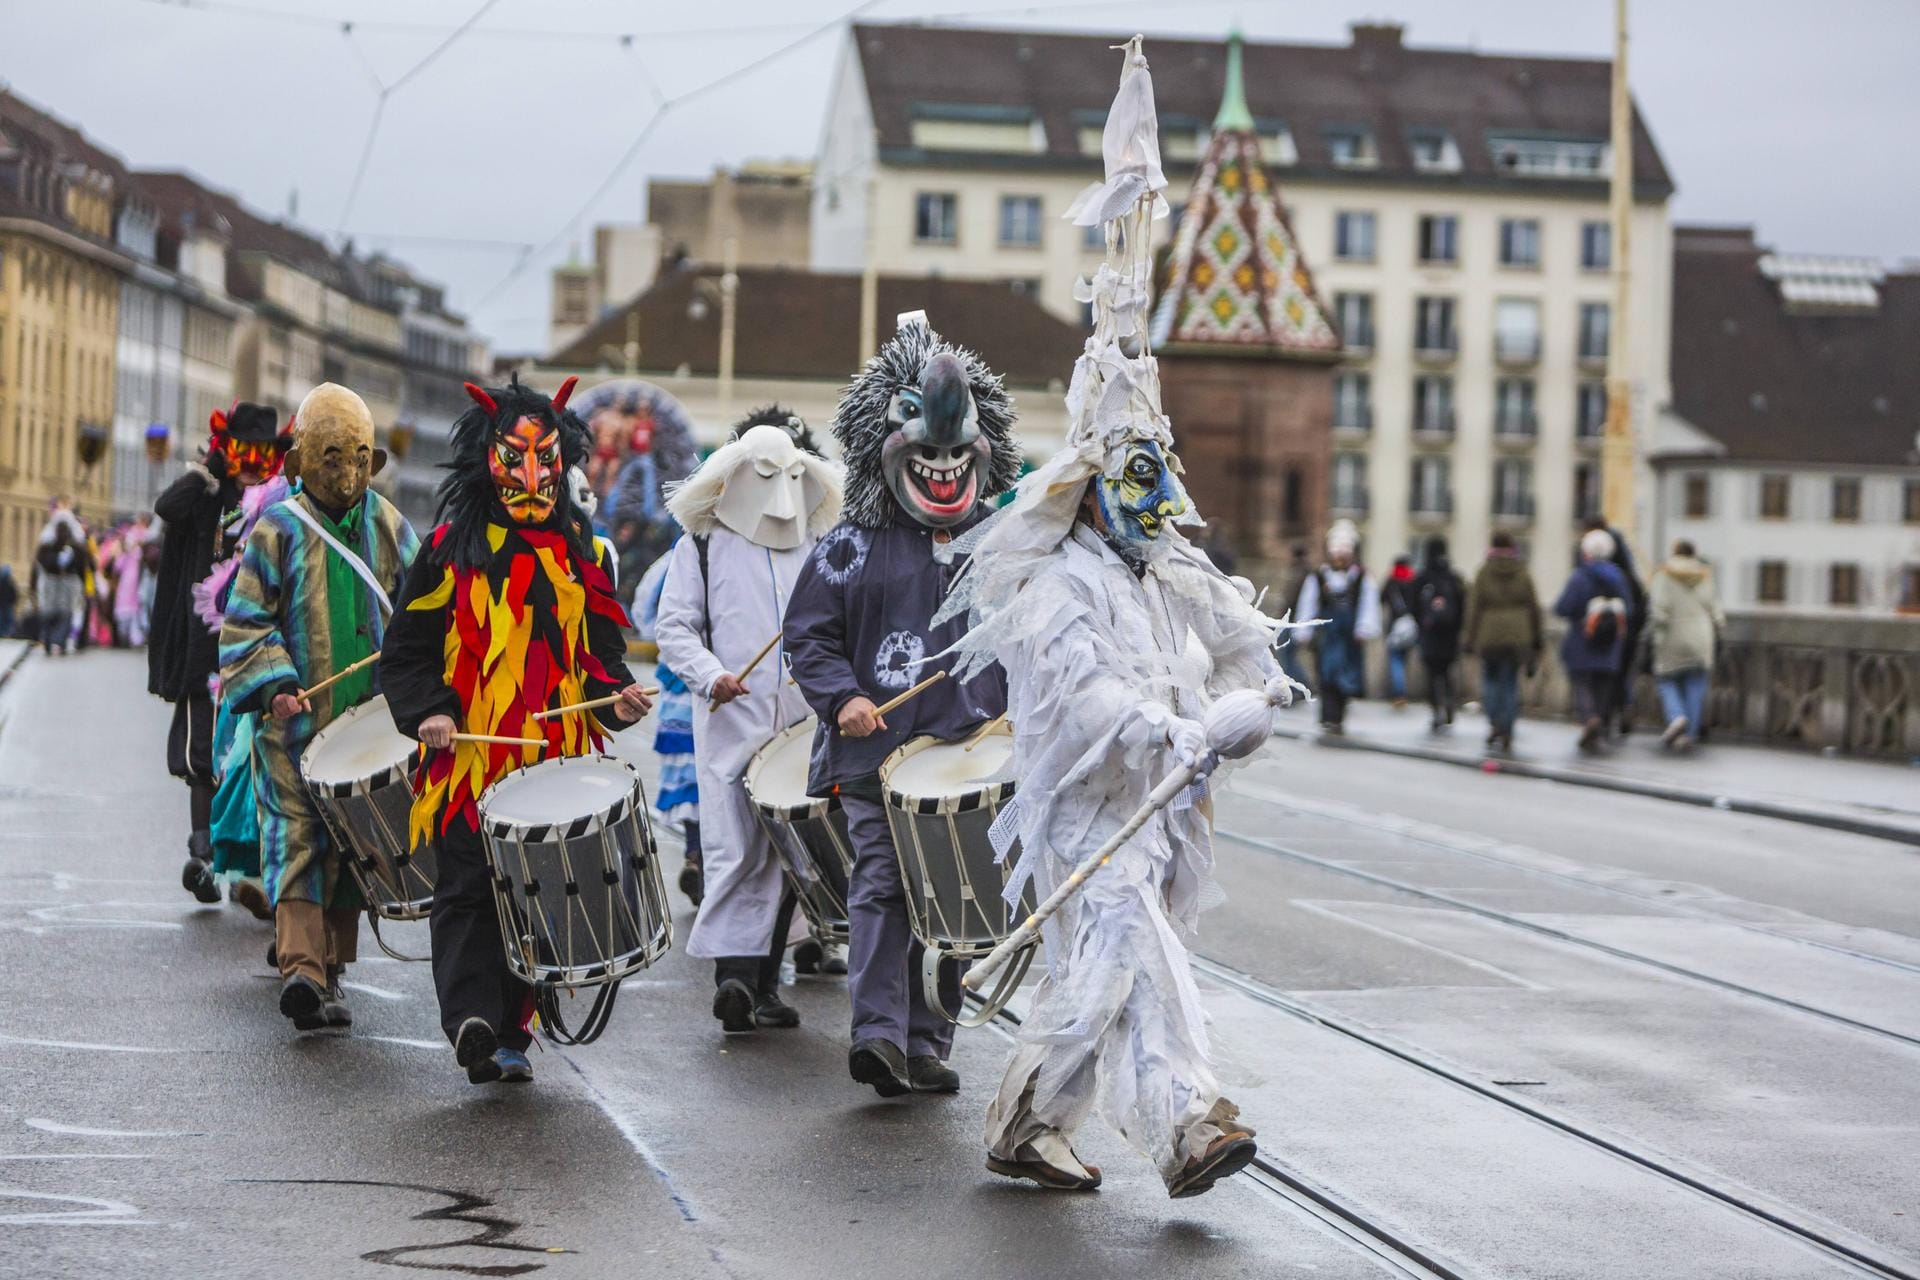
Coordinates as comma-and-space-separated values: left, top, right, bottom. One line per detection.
1495, 377, 1537, 436
1418, 215, 1459, 264
998, 195, 1043, 248
1578, 302, 1610, 361
1495, 298, 1542, 362
1413, 374, 1454, 433
1493, 458, 1534, 516
1500, 218, 1541, 267
1577, 381, 1607, 437
1332, 453, 1369, 512
1490, 135, 1608, 178
1409, 129, 1461, 173
1333, 291, 1374, 348
1581, 221, 1611, 271
915, 192, 958, 244
1334, 371, 1372, 430
1335, 211, 1375, 262
1415, 297, 1457, 353
1411, 456, 1453, 513
1326, 127, 1378, 169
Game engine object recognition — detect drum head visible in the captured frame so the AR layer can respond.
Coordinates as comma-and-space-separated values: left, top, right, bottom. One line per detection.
482, 755, 637, 829
885, 734, 1011, 800
303, 695, 413, 785
747, 720, 823, 812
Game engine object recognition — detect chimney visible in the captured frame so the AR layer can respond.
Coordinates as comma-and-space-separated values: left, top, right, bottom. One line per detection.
1350, 22, 1406, 53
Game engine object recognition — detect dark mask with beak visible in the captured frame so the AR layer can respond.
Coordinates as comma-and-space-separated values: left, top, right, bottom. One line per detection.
832, 318, 1023, 530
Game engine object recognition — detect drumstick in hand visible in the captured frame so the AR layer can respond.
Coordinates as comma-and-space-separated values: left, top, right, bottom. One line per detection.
708, 632, 782, 712
297, 651, 381, 704
874, 669, 946, 718
533, 688, 662, 721
452, 732, 545, 747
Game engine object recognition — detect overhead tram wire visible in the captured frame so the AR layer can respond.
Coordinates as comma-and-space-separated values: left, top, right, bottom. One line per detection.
467, 0, 885, 314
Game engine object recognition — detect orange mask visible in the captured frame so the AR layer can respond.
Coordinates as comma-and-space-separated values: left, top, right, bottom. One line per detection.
489, 416, 562, 524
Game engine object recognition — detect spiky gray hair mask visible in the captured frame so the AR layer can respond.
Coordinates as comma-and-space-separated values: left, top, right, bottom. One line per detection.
831, 321, 1022, 529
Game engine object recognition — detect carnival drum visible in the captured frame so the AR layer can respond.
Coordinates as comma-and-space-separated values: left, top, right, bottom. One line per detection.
879, 726, 1038, 1022
745, 720, 852, 946
477, 755, 672, 992
302, 695, 435, 921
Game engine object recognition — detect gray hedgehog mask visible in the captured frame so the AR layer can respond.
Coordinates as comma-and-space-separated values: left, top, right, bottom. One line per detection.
879, 351, 993, 529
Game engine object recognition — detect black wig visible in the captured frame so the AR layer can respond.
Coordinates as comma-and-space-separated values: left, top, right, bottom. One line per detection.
433, 374, 594, 569
728, 403, 823, 457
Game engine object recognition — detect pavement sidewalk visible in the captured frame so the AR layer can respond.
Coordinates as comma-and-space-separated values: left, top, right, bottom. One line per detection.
1271, 697, 1920, 845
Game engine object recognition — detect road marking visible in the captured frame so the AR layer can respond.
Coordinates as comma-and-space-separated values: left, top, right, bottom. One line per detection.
361, 1036, 441, 1050
1286, 899, 1550, 991
26, 1120, 202, 1138
0, 1034, 174, 1054
0, 1154, 154, 1161
339, 981, 409, 1001
554, 1053, 700, 1223
0, 1187, 154, 1226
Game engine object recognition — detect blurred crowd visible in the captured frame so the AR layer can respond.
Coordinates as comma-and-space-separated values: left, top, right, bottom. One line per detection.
1, 498, 159, 656
1273, 516, 1725, 757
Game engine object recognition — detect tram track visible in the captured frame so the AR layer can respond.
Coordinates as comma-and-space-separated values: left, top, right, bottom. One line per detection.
1231, 784, 1920, 979
1210, 821, 1920, 1052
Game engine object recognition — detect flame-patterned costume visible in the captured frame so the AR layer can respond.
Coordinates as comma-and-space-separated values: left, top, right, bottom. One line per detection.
380, 375, 642, 1080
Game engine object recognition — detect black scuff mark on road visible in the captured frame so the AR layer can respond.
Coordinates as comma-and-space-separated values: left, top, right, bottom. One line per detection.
232, 1178, 568, 1276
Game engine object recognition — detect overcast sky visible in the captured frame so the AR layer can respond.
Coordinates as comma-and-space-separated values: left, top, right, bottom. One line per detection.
4, 0, 1915, 353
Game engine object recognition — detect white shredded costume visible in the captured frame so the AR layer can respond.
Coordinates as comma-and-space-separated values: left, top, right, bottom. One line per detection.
935, 38, 1295, 1190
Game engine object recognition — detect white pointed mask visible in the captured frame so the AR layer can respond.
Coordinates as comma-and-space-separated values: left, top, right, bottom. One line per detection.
715, 424, 824, 550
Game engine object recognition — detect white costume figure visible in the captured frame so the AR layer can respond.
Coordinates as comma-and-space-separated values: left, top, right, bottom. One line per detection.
657, 421, 842, 1033
936, 38, 1304, 1199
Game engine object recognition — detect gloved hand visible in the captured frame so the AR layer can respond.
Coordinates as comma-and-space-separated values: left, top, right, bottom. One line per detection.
1264, 671, 1311, 708
1166, 716, 1211, 773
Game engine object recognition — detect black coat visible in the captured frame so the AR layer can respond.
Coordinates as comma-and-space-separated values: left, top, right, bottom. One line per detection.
147, 464, 238, 701
1412, 562, 1467, 667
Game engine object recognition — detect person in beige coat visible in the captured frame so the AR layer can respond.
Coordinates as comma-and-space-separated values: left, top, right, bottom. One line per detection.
1648, 540, 1725, 749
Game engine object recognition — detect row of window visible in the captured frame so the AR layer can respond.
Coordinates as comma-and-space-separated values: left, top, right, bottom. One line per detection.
1753, 561, 1920, 610
1335, 211, 1612, 271
1328, 455, 1602, 523
1335, 372, 1609, 439
1332, 291, 1610, 362
1681, 473, 1920, 524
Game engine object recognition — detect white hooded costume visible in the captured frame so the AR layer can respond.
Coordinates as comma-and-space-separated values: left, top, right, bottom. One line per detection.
935, 39, 1296, 1191
656, 425, 842, 960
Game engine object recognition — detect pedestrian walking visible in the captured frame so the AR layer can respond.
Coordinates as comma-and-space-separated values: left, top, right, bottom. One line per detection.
1274, 542, 1312, 693
30, 502, 91, 655
1380, 555, 1417, 708
110, 514, 154, 646
1556, 528, 1633, 752
1294, 519, 1381, 735
1412, 537, 1466, 732
0, 563, 17, 637
1580, 517, 1646, 735
1464, 532, 1540, 753
1648, 540, 1724, 751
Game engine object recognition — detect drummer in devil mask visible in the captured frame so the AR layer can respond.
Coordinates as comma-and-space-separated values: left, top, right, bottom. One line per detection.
380, 376, 654, 1086
784, 315, 1022, 1097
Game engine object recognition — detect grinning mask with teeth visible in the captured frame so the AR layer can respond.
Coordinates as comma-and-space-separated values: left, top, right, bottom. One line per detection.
833, 319, 1023, 530
1088, 439, 1189, 562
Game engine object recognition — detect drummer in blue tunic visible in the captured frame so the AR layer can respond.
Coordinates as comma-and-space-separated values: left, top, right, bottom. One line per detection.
783, 315, 1022, 1098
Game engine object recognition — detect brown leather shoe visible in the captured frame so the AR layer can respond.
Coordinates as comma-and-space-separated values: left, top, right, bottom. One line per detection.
1167, 1130, 1258, 1199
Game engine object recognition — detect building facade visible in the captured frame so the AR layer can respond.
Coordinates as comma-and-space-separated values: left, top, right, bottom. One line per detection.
0, 91, 126, 577
1655, 227, 1920, 617
812, 21, 1676, 579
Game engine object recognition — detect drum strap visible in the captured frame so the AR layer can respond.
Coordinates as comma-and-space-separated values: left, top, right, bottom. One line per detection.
284, 498, 393, 617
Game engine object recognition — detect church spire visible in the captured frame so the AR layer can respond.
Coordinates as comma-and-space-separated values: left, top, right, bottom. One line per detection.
1213, 28, 1254, 132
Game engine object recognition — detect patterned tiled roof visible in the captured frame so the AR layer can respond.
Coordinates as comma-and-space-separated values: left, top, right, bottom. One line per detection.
1150, 42, 1341, 358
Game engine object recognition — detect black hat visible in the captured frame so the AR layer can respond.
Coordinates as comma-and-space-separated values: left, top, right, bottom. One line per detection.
226, 402, 280, 441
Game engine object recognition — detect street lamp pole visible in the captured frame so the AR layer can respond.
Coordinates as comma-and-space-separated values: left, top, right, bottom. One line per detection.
1601, 0, 1636, 535
718, 234, 738, 421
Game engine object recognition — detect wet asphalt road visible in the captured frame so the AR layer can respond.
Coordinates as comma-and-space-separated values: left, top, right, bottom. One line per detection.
1, 647, 1915, 1280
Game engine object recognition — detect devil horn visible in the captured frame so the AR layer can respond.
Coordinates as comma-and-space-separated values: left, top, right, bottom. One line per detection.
463, 382, 499, 415
551, 375, 579, 413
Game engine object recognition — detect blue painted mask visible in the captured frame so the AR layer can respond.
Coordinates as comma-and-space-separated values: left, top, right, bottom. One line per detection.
1093, 441, 1188, 557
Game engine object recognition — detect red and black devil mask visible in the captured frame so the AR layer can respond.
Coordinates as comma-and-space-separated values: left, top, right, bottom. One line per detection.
208, 401, 291, 488
435, 375, 594, 569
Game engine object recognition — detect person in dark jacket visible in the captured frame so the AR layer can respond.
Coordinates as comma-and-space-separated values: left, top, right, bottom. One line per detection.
785, 319, 1018, 1099
1580, 516, 1646, 735
148, 403, 289, 902
1556, 528, 1633, 752
1379, 555, 1416, 707
0, 563, 16, 637
1464, 532, 1540, 752
1412, 537, 1466, 731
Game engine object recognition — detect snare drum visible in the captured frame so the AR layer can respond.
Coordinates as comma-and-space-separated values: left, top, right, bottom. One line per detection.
302, 695, 434, 920
879, 727, 1032, 962
478, 755, 671, 990
745, 720, 852, 945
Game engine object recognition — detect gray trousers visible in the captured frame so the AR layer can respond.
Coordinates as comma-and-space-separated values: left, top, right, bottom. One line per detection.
840, 787, 958, 1061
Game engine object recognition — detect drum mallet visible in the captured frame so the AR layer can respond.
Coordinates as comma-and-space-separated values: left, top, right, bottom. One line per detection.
709, 633, 783, 712
873, 669, 946, 718
296, 650, 381, 705
962, 686, 1288, 991
533, 688, 662, 721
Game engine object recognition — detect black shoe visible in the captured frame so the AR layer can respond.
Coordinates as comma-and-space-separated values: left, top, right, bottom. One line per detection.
279, 975, 326, 1031
821, 944, 848, 976
322, 967, 352, 1029
455, 1017, 501, 1084
907, 1054, 960, 1094
753, 990, 800, 1029
793, 938, 824, 975
183, 833, 221, 904
848, 1038, 910, 1098
713, 978, 756, 1035
678, 859, 704, 906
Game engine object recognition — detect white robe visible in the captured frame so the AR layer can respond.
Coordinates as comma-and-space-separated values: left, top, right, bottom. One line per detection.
656, 527, 813, 959
982, 526, 1276, 1181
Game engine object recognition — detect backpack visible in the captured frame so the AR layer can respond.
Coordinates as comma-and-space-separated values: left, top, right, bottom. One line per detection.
1583, 596, 1623, 651
1418, 576, 1461, 634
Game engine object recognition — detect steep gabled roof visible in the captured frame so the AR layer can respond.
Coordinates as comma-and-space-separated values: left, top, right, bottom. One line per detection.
1151, 33, 1341, 356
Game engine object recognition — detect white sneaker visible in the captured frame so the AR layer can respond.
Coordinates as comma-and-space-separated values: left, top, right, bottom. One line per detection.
1662, 715, 1689, 747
